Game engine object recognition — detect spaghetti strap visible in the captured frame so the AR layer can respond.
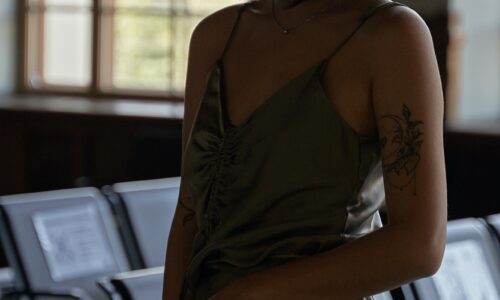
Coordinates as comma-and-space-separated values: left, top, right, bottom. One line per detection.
220, 2, 252, 60
319, 1, 408, 75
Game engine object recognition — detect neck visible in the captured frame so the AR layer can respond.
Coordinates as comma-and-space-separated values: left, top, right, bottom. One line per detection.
248, 0, 347, 15
275, 0, 345, 11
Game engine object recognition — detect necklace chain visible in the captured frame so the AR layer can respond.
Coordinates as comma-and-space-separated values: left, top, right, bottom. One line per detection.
271, 0, 333, 34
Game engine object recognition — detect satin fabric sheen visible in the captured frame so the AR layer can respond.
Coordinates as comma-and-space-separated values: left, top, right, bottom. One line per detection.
179, 2, 407, 299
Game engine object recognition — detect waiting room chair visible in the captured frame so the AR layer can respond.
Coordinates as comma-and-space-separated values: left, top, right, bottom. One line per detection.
96, 266, 163, 300
371, 291, 394, 300
0, 267, 15, 298
486, 213, 500, 246
411, 217, 500, 300
0, 187, 130, 299
101, 177, 180, 269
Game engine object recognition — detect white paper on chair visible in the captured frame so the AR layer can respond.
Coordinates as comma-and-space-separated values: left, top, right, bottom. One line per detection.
32, 203, 115, 282
432, 240, 499, 300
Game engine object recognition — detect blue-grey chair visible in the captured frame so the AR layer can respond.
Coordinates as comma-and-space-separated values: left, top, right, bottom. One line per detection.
0, 187, 130, 299
101, 177, 180, 270
96, 266, 163, 300
411, 217, 500, 300
486, 213, 500, 246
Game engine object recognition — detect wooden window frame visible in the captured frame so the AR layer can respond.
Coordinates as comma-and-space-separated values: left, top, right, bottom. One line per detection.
17, 0, 183, 102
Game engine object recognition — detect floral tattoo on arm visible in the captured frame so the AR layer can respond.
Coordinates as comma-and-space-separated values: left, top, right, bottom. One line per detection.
379, 104, 424, 195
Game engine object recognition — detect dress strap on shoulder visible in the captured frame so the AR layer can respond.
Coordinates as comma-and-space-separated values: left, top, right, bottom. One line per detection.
220, 2, 252, 60
319, 1, 408, 75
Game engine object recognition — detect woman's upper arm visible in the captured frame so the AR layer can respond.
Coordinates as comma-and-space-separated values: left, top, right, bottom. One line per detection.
183, 21, 215, 160
177, 6, 239, 226
182, 4, 241, 155
176, 16, 215, 227
369, 6, 447, 274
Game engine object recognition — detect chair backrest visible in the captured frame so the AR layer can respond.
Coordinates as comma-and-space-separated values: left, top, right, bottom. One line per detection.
97, 267, 164, 300
411, 217, 500, 300
388, 284, 416, 300
0, 240, 15, 294
486, 213, 500, 243
366, 284, 416, 300
103, 177, 180, 269
0, 267, 15, 294
371, 291, 393, 300
0, 187, 130, 299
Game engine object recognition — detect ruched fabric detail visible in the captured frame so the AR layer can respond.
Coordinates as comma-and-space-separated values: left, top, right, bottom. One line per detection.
180, 58, 383, 299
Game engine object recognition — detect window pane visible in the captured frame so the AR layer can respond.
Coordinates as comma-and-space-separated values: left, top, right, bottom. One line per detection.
0, 0, 16, 92
102, 0, 241, 94
45, 0, 91, 7
112, 12, 169, 91
43, 11, 92, 86
25, 0, 247, 95
27, 0, 92, 88
448, 0, 500, 122
170, 0, 245, 91
115, 0, 167, 8
172, 14, 202, 91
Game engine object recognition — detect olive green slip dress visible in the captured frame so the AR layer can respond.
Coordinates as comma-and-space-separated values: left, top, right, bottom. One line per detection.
179, 1, 408, 299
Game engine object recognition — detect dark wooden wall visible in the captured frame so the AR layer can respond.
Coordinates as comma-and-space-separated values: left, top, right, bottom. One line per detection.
444, 130, 500, 219
0, 105, 182, 195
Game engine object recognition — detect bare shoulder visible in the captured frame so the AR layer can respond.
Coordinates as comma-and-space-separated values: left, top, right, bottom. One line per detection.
183, 3, 248, 145
322, 1, 436, 83
365, 2, 431, 40
361, 3, 434, 65
189, 3, 246, 65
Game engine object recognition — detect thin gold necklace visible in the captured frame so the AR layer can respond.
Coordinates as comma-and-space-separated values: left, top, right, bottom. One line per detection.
271, 0, 336, 34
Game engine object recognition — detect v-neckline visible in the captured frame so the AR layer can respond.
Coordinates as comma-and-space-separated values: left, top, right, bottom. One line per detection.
207, 57, 378, 140
216, 57, 328, 130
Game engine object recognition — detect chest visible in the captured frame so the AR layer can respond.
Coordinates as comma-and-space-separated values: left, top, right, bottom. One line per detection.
220, 17, 377, 137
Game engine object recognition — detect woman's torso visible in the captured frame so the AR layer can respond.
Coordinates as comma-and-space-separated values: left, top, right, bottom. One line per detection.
221, 0, 384, 136
180, 1, 407, 299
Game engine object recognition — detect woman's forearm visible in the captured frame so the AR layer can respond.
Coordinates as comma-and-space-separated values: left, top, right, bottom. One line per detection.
233, 224, 442, 300
162, 202, 199, 300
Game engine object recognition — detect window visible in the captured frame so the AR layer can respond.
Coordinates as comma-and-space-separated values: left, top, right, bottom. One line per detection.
447, 0, 500, 123
22, 0, 241, 100
0, 0, 16, 93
